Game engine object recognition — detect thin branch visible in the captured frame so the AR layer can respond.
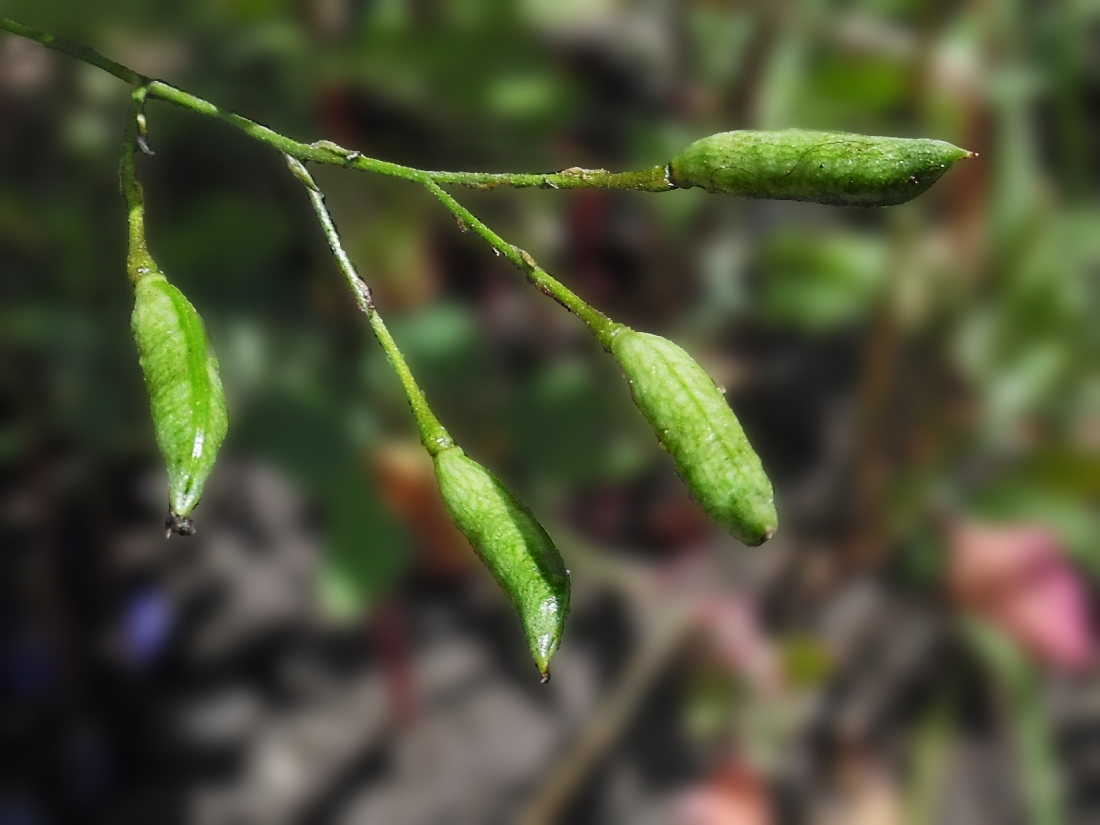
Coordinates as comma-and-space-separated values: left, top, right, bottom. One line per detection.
3, 16, 631, 353
0, 17, 145, 85
0, 18, 674, 194
120, 86, 157, 283
283, 155, 453, 456
421, 178, 623, 350
427, 164, 673, 193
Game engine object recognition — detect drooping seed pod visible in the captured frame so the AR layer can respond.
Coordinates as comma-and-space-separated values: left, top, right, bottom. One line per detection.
669, 129, 974, 207
131, 269, 228, 535
611, 329, 776, 546
433, 446, 569, 679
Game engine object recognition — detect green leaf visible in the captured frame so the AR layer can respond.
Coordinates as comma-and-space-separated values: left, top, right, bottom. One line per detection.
236, 393, 410, 620
318, 467, 409, 622
757, 231, 890, 331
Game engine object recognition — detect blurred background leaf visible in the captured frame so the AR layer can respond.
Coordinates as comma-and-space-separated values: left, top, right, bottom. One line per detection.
0, 0, 1097, 821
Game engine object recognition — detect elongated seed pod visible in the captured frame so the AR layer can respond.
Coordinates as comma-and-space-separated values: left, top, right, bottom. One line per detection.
611, 329, 776, 546
669, 129, 973, 207
434, 446, 569, 678
131, 270, 228, 535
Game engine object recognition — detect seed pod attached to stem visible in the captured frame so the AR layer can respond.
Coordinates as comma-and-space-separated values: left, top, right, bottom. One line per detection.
418, 181, 778, 545
610, 328, 776, 546
288, 155, 570, 679
669, 129, 975, 207
433, 447, 570, 679
131, 273, 228, 535
123, 89, 228, 536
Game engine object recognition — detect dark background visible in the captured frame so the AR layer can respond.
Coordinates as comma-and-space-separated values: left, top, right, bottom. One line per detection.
1, 0, 1098, 822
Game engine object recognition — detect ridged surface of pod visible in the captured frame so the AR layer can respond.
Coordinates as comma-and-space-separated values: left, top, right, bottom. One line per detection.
611, 329, 776, 546
434, 446, 569, 678
669, 129, 972, 207
131, 271, 228, 532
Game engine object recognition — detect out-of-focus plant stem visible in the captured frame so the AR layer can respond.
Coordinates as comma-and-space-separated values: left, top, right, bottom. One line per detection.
965, 622, 1065, 825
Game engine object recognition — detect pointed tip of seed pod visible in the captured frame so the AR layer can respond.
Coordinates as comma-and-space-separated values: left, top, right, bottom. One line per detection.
540, 669, 551, 684
741, 527, 775, 547
165, 510, 195, 538
945, 144, 978, 162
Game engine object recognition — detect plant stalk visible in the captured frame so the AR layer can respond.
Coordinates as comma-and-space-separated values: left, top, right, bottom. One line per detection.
0, 18, 672, 194
421, 179, 623, 349
284, 155, 453, 456
120, 87, 157, 283
3, 16, 631, 349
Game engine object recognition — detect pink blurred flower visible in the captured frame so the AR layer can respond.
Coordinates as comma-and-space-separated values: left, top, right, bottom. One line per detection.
678, 761, 772, 825
695, 598, 782, 695
948, 521, 1095, 672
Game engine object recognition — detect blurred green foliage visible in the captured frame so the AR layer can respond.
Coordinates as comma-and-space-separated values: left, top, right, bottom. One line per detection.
1, 0, 1096, 621
2, 1, 1099, 821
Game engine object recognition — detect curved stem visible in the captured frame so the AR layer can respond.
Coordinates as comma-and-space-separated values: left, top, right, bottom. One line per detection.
0, 17, 145, 84
4, 16, 629, 348
120, 87, 157, 283
284, 156, 453, 456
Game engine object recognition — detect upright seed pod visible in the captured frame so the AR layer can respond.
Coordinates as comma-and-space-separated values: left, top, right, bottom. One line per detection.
130, 267, 228, 536
669, 129, 974, 207
610, 329, 776, 546
433, 446, 570, 679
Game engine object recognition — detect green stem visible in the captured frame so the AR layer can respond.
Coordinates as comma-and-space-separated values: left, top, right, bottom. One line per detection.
0, 18, 674, 195
146, 85, 429, 182
0, 17, 144, 84
120, 87, 157, 283
3, 16, 629, 346
284, 155, 453, 456
421, 179, 623, 350
427, 165, 672, 192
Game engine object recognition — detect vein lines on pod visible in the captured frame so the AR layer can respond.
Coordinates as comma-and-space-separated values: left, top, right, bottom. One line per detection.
668, 129, 975, 207
123, 88, 228, 537
610, 329, 776, 546
286, 156, 570, 680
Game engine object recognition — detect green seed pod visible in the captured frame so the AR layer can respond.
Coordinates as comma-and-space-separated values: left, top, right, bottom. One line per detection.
611, 329, 776, 546
131, 269, 228, 535
433, 446, 569, 679
669, 129, 974, 207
